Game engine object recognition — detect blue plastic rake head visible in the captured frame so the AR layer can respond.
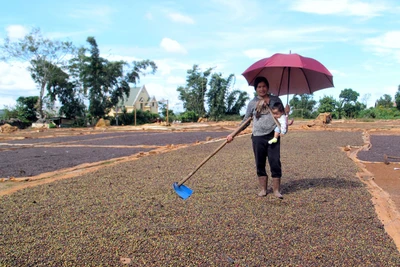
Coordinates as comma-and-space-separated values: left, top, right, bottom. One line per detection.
173, 182, 193, 200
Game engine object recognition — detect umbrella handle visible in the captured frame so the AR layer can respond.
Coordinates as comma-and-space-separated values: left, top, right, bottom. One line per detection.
177, 117, 252, 186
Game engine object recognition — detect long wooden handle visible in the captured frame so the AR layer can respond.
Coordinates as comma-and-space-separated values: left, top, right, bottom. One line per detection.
177, 140, 228, 186
177, 117, 252, 186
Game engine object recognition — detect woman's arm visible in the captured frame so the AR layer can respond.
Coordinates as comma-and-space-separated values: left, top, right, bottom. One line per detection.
227, 99, 255, 142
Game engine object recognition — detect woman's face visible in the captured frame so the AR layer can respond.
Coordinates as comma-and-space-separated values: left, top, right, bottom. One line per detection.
256, 81, 269, 97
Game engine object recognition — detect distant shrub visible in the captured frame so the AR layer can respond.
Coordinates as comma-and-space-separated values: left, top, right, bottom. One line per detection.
177, 111, 199, 123
357, 107, 400, 120
109, 110, 159, 126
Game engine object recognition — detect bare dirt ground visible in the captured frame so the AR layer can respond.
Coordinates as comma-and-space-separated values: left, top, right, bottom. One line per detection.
1, 119, 400, 265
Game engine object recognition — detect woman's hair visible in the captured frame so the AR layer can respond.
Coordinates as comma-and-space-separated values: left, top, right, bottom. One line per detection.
253, 76, 269, 90
271, 101, 285, 114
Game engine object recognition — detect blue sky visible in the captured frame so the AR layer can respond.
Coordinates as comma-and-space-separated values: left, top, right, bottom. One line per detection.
1, 0, 400, 112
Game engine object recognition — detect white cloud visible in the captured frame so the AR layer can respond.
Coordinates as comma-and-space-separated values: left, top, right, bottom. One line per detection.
347, 1, 387, 17
289, 0, 387, 17
154, 60, 173, 76
265, 26, 352, 43
329, 69, 348, 77
168, 12, 195, 24
137, 58, 193, 112
160, 38, 187, 54
144, 82, 182, 112
166, 76, 186, 85
365, 31, 400, 49
243, 49, 271, 59
363, 31, 400, 63
0, 61, 37, 107
145, 12, 153, 20
0, 62, 35, 90
151, 59, 190, 76
106, 55, 139, 62
5, 25, 28, 40
69, 5, 115, 26
70, 5, 114, 18
211, 0, 259, 20
0, 96, 18, 109
361, 63, 375, 72
47, 29, 95, 40
204, 25, 351, 53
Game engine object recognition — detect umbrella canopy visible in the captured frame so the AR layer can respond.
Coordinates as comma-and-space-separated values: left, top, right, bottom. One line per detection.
242, 53, 334, 97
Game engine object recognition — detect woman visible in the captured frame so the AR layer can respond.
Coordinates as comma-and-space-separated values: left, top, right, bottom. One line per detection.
227, 76, 284, 198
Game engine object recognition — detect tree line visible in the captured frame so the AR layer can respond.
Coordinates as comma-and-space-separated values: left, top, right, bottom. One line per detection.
1, 28, 157, 125
290, 87, 400, 120
1, 27, 400, 127
0, 28, 249, 126
175, 65, 249, 122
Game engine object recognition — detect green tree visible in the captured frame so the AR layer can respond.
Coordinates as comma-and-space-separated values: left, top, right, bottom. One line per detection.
394, 85, 400, 110
178, 111, 199, 122
339, 88, 359, 103
78, 37, 157, 119
3, 96, 39, 123
226, 90, 249, 115
289, 94, 317, 119
16, 96, 39, 122
134, 110, 158, 125
177, 65, 212, 117
0, 27, 76, 120
337, 88, 360, 118
207, 73, 234, 120
158, 101, 175, 123
2, 107, 16, 121
81, 37, 108, 118
376, 94, 393, 108
45, 62, 86, 118
318, 95, 337, 114
342, 101, 366, 118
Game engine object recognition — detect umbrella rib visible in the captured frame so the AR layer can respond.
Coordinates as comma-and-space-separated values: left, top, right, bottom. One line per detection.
249, 69, 265, 86
323, 74, 334, 88
300, 68, 312, 94
277, 67, 286, 96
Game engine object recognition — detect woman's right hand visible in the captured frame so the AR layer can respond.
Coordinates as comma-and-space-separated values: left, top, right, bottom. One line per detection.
226, 135, 233, 143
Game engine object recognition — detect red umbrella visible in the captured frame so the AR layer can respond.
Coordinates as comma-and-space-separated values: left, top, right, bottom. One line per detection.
242, 53, 334, 100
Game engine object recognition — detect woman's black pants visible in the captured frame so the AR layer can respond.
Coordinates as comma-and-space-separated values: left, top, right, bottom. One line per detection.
251, 132, 282, 178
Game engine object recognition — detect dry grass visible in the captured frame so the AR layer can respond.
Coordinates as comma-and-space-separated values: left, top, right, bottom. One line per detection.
1, 130, 400, 266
